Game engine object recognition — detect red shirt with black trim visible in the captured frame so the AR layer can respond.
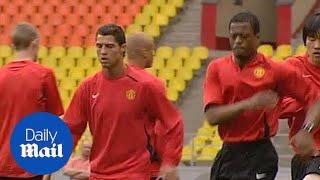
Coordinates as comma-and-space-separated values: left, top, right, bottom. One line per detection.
277, 55, 320, 150
203, 53, 319, 143
129, 65, 167, 177
0, 60, 64, 178
64, 66, 183, 179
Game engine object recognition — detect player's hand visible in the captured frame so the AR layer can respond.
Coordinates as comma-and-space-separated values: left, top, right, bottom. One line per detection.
291, 130, 317, 157
247, 90, 279, 110
157, 165, 178, 180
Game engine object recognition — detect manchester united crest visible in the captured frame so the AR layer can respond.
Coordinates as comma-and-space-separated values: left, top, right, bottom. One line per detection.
254, 67, 265, 79
126, 89, 136, 100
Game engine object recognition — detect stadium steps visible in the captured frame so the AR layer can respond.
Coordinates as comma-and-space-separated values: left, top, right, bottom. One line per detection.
157, 0, 201, 47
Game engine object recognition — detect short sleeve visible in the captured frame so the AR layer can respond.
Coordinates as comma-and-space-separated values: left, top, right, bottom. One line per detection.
203, 61, 224, 110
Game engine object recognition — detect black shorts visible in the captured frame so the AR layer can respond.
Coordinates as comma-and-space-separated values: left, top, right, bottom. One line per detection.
0, 175, 43, 180
210, 139, 278, 180
291, 155, 320, 180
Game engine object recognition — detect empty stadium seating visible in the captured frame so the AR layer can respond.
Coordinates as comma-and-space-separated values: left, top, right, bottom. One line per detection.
0, 0, 215, 157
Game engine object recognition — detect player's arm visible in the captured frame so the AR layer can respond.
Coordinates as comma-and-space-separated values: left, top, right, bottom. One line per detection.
276, 64, 320, 129
204, 63, 278, 125
71, 170, 90, 179
43, 69, 64, 115
63, 83, 89, 148
276, 63, 320, 156
145, 82, 183, 179
62, 159, 82, 177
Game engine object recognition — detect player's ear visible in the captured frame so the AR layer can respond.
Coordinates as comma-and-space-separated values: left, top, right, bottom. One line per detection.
121, 43, 126, 57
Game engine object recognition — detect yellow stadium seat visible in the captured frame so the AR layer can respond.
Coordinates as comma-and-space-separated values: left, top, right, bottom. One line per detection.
144, 24, 160, 38
41, 56, 58, 68
272, 55, 283, 62
185, 56, 201, 70
158, 68, 175, 80
60, 78, 77, 91
275, 44, 292, 59
69, 68, 85, 81
152, 14, 169, 26
49, 46, 66, 59
156, 46, 173, 60
126, 24, 143, 35
152, 57, 165, 69
166, 57, 183, 70
77, 57, 94, 70
134, 13, 151, 26
168, 77, 186, 92
160, 4, 177, 17
86, 68, 100, 76
192, 136, 208, 152
197, 127, 214, 137
177, 67, 193, 80
202, 120, 216, 130
0, 45, 12, 58
168, 0, 184, 8
182, 145, 192, 162
59, 89, 69, 103
59, 57, 76, 69
84, 47, 97, 59
197, 146, 219, 161
295, 44, 307, 56
145, 67, 157, 76
192, 46, 209, 60
54, 68, 67, 80
38, 46, 48, 59
4, 56, 14, 64
174, 46, 190, 59
67, 46, 84, 59
143, 4, 158, 16
166, 87, 179, 101
257, 44, 273, 58
150, 0, 166, 6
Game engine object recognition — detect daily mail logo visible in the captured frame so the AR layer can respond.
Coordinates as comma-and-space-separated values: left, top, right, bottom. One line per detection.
20, 129, 63, 158
10, 112, 73, 175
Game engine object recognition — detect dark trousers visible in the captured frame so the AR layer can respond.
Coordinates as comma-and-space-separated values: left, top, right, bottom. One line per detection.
291, 155, 320, 180
210, 139, 278, 180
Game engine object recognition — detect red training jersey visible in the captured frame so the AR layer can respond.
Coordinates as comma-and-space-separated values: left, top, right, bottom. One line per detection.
64, 66, 183, 179
203, 53, 319, 143
129, 65, 167, 177
0, 60, 64, 178
277, 55, 320, 150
